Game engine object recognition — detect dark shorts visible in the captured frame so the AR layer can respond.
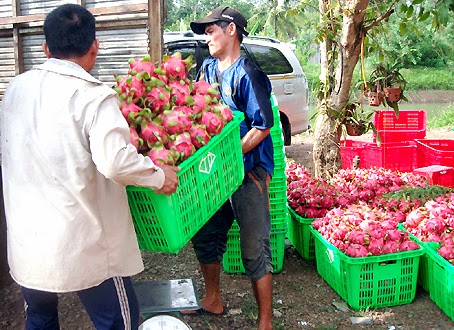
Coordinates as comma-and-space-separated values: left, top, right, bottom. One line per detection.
21, 277, 139, 330
191, 166, 273, 281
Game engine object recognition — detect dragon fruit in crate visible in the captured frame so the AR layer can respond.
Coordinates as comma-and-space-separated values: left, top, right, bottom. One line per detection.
113, 52, 234, 166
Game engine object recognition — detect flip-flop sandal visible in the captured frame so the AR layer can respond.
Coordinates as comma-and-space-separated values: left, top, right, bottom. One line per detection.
180, 307, 229, 316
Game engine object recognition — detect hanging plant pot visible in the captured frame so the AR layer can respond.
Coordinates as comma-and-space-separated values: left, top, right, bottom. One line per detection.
367, 91, 384, 107
384, 87, 402, 102
346, 122, 367, 136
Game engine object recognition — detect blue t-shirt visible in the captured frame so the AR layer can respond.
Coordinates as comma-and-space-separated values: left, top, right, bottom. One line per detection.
198, 56, 275, 177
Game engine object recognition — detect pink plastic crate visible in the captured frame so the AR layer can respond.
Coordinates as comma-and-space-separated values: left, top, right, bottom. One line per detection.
362, 141, 417, 172
415, 139, 454, 168
340, 140, 368, 169
413, 165, 454, 188
373, 110, 427, 143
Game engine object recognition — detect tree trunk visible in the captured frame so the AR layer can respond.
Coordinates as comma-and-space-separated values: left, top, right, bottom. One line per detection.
313, 0, 369, 179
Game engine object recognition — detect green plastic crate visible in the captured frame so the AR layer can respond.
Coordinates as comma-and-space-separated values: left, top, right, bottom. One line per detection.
311, 227, 424, 311
288, 207, 315, 261
399, 223, 439, 292
269, 173, 287, 193
126, 113, 244, 253
426, 244, 454, 321
222, 221, 287, 274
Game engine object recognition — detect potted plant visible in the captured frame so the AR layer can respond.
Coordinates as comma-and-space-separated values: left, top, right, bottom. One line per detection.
341, 101, 379, 138
383, 64, 407, 103
356, 63, 407, 117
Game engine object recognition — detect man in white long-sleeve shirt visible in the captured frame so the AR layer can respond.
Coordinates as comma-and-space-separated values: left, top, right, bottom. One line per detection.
0, 4, 179, 329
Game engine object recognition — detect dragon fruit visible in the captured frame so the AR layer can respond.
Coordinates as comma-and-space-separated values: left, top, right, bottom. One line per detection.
144, 86, 171, 114
147, 143, 178, 166
367, 237, 385, 255
188, 94, 212, 116
141, 120, 170, 146
129, 54, 155, 77
161, 52, 193, 81
213, 104, 233, 123
192, 80, 219, 98
198, 111, 225, 135
115, 73, 146, 101
169, 80, 192, 106
400, 240, 420, 251
129, 127, 142, 151
161, 108, 192, 135
120, 100, 144, 125
114, 52, 235, 166
345, 244, 369, 258
168, 132, 196, 161
188, 124, 211, 149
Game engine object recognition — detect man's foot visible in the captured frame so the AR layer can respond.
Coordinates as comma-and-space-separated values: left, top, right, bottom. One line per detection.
180, 307, 228, 316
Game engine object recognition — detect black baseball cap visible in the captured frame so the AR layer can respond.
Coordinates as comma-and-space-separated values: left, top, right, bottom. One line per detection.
190, 6, 249, 36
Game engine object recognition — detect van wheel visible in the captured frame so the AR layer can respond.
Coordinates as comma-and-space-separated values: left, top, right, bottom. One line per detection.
279, 114, 291, 146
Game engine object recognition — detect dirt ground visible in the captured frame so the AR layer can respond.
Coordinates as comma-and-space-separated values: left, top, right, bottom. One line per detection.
1, 128, 454, 330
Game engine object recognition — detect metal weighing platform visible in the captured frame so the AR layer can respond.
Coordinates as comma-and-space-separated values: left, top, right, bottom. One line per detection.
134, 279, 200, 329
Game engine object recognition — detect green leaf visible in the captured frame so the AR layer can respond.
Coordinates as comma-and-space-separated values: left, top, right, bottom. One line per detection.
419, 11, 430, 22
412, 0, 424, 4
399, 22, 407, 35
406, 5, 414, 18
437, 7, 449, 25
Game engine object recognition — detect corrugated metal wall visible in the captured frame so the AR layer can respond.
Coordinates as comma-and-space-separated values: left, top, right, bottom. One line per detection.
86, 0, 146, 8
0, 0, 12, 18
0, 0, 149, 101
19, 0, 63, 16
94, 28, 148, 86
0, 36, 15, 96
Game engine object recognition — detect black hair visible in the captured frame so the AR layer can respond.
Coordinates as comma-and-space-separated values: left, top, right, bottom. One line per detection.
215, 21, 243, 43
43, 4, 96, 58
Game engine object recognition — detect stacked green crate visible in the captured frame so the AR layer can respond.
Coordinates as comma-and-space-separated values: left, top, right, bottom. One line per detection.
223, 93, 289, 273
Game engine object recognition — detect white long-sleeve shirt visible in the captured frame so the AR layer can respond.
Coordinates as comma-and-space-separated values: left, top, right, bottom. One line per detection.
0, 58, 164, 292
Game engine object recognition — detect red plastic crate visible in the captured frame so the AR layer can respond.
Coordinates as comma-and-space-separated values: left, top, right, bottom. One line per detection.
362, 141, 417, 172
373, 110, 427, 143
415, 139, 454, 168
413, 165, 454, 188
340, 140, 368, 169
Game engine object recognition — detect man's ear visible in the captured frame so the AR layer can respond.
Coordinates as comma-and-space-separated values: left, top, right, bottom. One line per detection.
91, 39, 99, 57
42, 43, 52, 58
228, 22, 236, 36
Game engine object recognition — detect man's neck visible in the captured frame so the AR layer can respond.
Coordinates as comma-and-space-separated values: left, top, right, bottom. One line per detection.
217, 49, 241, 72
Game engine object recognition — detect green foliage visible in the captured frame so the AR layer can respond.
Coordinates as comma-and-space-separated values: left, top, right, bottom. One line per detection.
427, 103, 454, 128
164, 0, 254, 31
383, 185, 454, 204
402, 66, 454, 90
367, 15, 454, 68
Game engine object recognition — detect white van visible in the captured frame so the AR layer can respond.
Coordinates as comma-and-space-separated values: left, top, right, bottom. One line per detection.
164, 32, 310, 145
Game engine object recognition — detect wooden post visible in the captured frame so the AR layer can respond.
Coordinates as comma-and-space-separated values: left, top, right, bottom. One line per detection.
12, 0, 23, 75
148, 0, 163, 65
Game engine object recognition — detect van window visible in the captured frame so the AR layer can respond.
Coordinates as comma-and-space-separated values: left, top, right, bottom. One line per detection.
243, 44, 293, 75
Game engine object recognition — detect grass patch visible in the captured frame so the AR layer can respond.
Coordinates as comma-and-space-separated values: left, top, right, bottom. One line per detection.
402, 66, 454, 91
426, 103, 454, 128
304, 64, 454, 92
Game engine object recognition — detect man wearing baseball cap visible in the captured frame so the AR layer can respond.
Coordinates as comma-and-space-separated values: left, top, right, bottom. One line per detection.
184, 6, 275, 330
190, 6, 249, 36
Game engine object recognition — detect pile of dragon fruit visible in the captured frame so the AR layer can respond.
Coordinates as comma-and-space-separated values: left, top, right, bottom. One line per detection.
312, 203, 420, 257
404, 194, 454, 265
287, 161, 454, 259
114, 53, 233, 166
286, 161, 427, 219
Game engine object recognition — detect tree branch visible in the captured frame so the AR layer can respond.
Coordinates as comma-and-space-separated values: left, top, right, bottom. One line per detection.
364, 0, 398, 31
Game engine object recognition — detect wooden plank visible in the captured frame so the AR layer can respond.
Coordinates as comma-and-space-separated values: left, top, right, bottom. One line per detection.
148, 0, 162, 65
0, 3, 148, 25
